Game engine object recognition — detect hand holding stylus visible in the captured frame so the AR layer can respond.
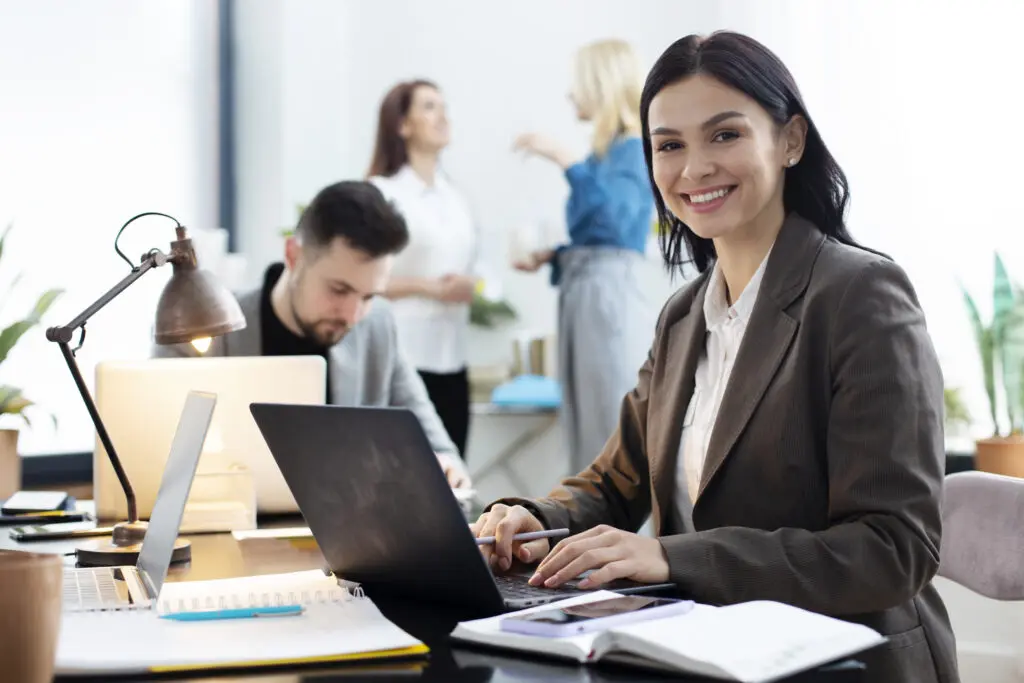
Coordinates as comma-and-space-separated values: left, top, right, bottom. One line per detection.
471, 504, 554, 572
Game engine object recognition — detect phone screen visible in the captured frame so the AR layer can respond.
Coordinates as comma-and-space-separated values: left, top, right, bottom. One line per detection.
517, 596, 681, 624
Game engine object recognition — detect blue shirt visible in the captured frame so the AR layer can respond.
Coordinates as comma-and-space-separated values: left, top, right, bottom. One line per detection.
551, 136, 653, 285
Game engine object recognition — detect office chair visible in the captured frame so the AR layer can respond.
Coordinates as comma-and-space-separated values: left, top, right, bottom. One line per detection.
937, 470, 1024, 600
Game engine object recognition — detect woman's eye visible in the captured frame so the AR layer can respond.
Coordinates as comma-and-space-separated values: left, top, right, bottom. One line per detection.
712, 130, 739, 143
656, 141, 682, 152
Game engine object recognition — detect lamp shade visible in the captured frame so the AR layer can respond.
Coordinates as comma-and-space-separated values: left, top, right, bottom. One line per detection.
153, 266, 245, 345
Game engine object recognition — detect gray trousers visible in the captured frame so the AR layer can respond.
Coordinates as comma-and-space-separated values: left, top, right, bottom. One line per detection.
557, 247, 655, 475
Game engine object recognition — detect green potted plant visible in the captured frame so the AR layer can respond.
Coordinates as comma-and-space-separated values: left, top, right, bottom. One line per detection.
469, 285, 517, 329
961, 253, 1024, 476
0, 224, 63, 495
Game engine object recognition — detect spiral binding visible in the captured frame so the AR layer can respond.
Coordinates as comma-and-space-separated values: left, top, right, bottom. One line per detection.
157, 583, 364, 614
69, 581, 365, 614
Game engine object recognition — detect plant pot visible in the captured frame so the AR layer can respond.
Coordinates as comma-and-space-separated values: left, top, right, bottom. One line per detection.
0, 429, 19, 499
974, 436, 1024, 478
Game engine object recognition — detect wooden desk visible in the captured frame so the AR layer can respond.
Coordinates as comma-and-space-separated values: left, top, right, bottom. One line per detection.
1, 518, 866, 682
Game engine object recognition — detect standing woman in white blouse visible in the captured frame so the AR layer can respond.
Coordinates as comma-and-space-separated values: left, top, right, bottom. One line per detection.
367, 79, 482, 459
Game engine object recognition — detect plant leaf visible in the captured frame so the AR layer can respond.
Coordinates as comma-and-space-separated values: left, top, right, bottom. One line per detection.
0, 320, 35, 366
0, 221, 12, 264
961, 283, 999, 434
0, 385, 22, 412
0, 288, 63, 365
29, 287, 62, 320
944, 387, 971, 426
1003, 301, 1024, 433
1, 394, 30, 415
993, 253, 1014, 342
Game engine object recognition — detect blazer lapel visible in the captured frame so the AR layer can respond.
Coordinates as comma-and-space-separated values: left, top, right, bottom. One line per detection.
696, 214, 826, 500
650, 276, 709, 534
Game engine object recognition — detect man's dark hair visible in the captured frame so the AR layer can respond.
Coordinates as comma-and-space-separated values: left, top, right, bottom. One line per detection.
296, 180, 409, 258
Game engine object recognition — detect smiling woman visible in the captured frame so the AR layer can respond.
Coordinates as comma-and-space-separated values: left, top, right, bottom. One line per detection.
643, 37, 859, 277
473, 30, 958, 683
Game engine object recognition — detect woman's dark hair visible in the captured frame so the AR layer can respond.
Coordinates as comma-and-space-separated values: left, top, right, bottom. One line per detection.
640, 31, 858, 273
366, 79, 438, 178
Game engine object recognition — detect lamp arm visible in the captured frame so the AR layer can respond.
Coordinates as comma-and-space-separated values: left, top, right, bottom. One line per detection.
44, 250, 171, 524
46, 251, 168, 341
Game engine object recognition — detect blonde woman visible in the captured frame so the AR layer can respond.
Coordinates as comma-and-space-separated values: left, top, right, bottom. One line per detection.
513, 39, 655, 474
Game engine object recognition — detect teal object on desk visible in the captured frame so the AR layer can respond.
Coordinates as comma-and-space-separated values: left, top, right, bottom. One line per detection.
490, 375, 561, 408
160, 605, 305, 621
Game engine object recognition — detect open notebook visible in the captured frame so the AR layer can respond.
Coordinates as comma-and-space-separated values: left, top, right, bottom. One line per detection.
451, 591, 885, 683
56, 570, 427, 675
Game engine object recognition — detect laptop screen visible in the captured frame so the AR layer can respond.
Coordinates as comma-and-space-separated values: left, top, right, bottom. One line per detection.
136, 391, 217, 597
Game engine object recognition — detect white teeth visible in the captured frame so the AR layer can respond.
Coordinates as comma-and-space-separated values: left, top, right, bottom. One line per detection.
690, 188, 731, 204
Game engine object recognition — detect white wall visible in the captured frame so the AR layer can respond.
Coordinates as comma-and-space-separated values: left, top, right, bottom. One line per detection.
232, 0, 1024, 442
0, 0, 219, 454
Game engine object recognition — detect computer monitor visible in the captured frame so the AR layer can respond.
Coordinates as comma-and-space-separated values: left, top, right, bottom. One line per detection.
93, 356, 326, 519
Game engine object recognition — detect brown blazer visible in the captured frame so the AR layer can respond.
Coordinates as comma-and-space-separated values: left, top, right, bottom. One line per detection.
497, 213, 959, 683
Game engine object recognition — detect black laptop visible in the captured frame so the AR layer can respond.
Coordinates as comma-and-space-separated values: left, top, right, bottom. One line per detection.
249, 403, 673, 615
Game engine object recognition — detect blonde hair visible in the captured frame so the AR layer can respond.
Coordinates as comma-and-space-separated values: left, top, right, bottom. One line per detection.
571, 39, 644, 157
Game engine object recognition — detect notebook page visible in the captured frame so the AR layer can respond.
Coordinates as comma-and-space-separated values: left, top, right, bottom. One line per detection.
609, 600, 885, 683
450, 591, 638, 663
156, 569, 356, 613
56, 598, 425, 675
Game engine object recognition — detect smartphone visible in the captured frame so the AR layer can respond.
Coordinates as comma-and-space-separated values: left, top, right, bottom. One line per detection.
499, 595, 694, 637
9, 521, 115, 542
1, 490, 70, 515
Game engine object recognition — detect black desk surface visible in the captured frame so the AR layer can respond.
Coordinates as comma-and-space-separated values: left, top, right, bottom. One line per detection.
2, 514, 866, 682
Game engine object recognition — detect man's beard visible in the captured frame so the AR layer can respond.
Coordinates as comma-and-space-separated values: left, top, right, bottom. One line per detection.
288, 281, 350, 347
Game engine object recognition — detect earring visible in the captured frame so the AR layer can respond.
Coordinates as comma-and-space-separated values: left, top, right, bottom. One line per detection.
787, 157, 797, 167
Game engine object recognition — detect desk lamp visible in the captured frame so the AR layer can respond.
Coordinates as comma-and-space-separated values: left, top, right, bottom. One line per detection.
45, 212, 245, 566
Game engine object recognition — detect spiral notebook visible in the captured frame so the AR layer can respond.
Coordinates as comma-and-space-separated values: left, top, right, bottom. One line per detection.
56, 570, 428, 675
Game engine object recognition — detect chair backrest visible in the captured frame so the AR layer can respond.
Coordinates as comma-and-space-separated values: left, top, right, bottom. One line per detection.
938, 470, 1024, 600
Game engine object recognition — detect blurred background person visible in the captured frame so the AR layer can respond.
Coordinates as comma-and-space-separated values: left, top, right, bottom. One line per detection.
368, 79, 484, 459
513, 39, 655, 475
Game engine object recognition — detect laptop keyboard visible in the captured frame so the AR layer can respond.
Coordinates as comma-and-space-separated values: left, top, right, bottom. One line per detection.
494, 573, 579, 600
64, 568, 132, 611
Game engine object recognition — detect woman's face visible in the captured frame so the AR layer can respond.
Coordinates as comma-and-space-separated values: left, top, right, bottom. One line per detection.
401, 85, 449, 152
648, 74, 804, 242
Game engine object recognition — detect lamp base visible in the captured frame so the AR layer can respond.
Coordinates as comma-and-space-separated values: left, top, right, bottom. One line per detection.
74, 519, 191, 567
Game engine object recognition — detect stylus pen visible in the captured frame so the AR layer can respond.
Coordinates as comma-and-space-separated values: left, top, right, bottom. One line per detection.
475, 528, 570, 546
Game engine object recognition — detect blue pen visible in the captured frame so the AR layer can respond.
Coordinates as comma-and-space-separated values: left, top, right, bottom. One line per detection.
160, 605, 305, 621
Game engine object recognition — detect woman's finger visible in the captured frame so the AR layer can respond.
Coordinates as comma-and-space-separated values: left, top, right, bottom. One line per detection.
475, 507, 507, 567
542, 547, 621, 588
537, 526, 613, 575
515, 538, 550, 564
577, 559, 633, 589
532, 531, 616, 585
493, 506, 536, 569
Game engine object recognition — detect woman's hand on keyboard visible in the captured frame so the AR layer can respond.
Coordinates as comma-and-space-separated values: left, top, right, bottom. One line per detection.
471, 504, 548, 573
528, 525, 670, 589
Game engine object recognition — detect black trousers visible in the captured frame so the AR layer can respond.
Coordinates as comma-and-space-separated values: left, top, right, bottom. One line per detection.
417, 367, 470, 459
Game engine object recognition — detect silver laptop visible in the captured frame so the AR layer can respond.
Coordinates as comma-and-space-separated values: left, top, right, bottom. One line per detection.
63, 391, 216, 612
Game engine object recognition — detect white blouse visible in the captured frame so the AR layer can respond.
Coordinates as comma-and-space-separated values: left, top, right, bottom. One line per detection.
369, 165, 482, 374
675, 247, 773, 513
